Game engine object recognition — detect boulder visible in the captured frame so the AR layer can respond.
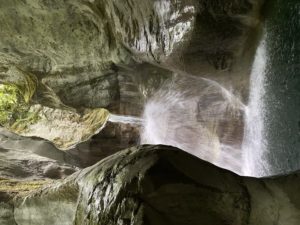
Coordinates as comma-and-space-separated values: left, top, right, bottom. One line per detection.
12, 145, 300, 225
0, 128, 79, 179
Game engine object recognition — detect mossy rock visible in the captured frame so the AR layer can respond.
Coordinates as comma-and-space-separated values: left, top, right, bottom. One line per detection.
0, 177, 50, 198
12, 145, 300, 225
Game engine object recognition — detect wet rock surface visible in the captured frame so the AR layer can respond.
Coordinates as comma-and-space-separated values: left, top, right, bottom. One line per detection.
0, 128, 79, 180
1, 1, 299, 224
262, 0, 300, 174
0, 202, 16, 225
0, 0, 264, 149
6, 145, 300, 225
0, 0, 265, 184
69, 121, 140, 168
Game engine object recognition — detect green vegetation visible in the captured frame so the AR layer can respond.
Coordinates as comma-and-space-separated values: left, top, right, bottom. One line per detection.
0, 83, 39, 130
0, 84, 26, 126
0, 177, 50, 196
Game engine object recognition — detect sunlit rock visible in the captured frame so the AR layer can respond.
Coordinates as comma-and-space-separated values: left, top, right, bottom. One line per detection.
13, 106, 109, 150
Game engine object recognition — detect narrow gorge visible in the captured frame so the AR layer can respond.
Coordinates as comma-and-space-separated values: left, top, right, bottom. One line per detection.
0, 0, 299, 224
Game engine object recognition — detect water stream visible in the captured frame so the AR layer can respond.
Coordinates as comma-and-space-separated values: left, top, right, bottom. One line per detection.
140, 75, 246, 174
68, 0, 299, 177
242, 35, 268, 177
108, 44, 269, 177
108, 114, 144, 125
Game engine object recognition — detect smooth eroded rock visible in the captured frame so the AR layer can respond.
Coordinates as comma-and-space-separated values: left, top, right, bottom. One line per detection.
12, 145, 300, 225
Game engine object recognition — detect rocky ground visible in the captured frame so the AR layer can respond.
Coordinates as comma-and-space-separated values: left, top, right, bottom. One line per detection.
1, 145, 300, 225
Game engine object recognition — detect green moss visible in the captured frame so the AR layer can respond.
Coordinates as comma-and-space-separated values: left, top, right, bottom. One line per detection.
11, 110, 40, 132
0, 82, 40, 130
0, 177, 50, 196
82, 108, 109, 133
0, 84, 27, 126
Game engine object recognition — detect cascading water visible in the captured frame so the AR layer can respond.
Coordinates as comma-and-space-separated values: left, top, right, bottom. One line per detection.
107, 53, 269, 176
107, 38, 269, 176
108, 114, 144, 125
140, 74, 246, 174
242, 35, 268, 177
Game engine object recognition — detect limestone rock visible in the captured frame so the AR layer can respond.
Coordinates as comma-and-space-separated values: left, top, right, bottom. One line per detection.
0, 147, 77, 179
0, 128, 79, 179
0, 0, 265, 149
12, 106, 110, 150
14, 178, 78, 225
12, 145, 300, 225
0, 66, 110, 150
0, 202, 16, 225
69, 121, 141, 167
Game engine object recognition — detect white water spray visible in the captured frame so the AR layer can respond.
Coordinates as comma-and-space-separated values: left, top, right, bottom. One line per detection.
107, 38, 268, 177
242, 35, 268, 177
108, 114, 143, 125
140, 75, 245, 174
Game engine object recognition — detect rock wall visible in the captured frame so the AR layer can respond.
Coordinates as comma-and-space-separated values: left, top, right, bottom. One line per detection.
8, 145, 300, 225
262, 0, 300, 174
0, 0, 265, 150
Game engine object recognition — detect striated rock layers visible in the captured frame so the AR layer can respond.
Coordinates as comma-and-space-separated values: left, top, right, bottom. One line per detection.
1, 145, 299, 225
0, 0, 265, 149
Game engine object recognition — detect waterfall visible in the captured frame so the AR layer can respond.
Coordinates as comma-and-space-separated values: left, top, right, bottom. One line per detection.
140, 75, 245, 174
108, 114, 144, 125
242, 35, 268, 177
108, 38, 269, 177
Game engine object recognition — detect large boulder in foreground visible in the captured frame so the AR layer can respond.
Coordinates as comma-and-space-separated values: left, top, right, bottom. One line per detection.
10, 145, 300, 225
